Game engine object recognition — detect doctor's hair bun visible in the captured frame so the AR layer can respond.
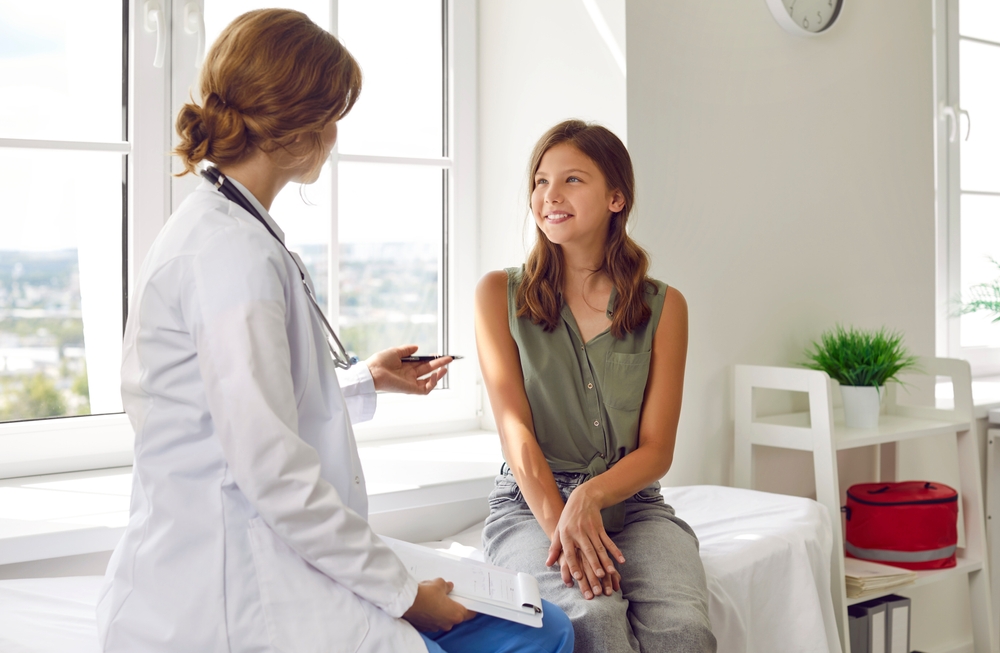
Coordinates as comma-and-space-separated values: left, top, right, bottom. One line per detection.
174, 93, 249, 175
173, 8, 362, 176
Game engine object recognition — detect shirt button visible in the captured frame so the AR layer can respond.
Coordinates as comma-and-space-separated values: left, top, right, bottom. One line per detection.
599, 453, 605, 458
594, 420, 600, 427
354, 476, 360, 485
587, 383, 594, 389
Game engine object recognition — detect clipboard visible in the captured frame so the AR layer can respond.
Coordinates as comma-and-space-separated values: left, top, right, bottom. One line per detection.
381, 536, 544, 628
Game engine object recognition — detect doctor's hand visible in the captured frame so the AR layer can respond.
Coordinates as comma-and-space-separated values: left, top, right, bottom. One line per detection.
366, 345, 451, 395
402, 578, 476, 632
546, 483, 624, 600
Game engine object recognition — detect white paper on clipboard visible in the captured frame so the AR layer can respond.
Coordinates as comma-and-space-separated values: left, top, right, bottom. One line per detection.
381, 536, 544, 628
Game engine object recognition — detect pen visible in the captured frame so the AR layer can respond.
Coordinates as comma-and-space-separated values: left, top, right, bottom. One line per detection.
400, 355, 463, 362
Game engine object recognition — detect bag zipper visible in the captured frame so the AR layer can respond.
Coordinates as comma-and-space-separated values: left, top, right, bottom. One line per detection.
846, 492, 958, 507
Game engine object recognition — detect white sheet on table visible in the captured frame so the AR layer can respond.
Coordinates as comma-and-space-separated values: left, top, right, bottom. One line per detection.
0, 485, 840, 653
664, 485, 839, 653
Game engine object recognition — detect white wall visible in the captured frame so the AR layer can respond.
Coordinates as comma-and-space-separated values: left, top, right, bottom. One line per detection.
626, 0, 937, 488
477, 0, 627, 278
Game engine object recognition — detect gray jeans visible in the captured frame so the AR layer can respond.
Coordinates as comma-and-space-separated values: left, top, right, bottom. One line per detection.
483, 471, 716, 653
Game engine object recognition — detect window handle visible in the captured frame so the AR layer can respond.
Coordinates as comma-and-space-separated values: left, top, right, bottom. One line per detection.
959, 108, 971, 141
939, 103, 957, 143
184, 2, 206, 68
939, 103, 971, 143
143, 0, 166, 69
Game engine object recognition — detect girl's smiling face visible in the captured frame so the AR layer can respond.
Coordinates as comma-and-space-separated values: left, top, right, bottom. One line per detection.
531, 142, 625, 248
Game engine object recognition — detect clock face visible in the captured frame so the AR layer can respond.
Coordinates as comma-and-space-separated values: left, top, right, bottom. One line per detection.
779, 0, 842, 34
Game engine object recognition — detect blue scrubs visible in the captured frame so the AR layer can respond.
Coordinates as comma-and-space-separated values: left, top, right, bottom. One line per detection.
420, 600, 573, 653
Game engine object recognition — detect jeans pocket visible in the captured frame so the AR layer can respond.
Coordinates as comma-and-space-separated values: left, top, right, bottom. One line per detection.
632, 485, 665, 504
488, 476, 523, 508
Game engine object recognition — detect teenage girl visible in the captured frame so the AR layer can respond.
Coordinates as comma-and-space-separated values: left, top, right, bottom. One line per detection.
475, 120, 716, 652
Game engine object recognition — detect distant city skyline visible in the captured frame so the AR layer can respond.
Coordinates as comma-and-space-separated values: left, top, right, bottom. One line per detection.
0, 242, 440, 422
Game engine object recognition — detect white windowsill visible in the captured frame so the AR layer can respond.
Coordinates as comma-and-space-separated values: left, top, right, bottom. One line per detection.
935, 376, 1000, 418
0, 430, 503, 566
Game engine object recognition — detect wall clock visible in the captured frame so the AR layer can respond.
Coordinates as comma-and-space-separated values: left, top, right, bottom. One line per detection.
764, 0, 844, 36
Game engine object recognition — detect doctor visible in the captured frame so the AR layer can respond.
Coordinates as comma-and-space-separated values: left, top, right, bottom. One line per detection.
97, 9, 572, 653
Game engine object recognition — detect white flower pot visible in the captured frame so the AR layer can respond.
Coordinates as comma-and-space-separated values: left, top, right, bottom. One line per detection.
840, 385, 883, 429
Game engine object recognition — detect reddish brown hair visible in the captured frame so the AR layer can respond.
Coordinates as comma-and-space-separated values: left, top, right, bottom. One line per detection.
516, 120, 655, 339
173, 9, 362, 176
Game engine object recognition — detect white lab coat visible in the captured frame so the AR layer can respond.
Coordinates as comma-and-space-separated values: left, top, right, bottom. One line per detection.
96, 180, 427, 653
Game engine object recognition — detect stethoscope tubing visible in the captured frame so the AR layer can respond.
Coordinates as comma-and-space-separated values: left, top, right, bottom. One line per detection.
200, 166, 357, 370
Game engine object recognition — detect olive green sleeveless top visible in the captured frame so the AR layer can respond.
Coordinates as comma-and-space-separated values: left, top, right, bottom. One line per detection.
505, 267, 668, 532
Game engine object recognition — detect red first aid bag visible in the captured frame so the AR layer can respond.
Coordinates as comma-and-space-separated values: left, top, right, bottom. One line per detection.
843, 481, 958, 570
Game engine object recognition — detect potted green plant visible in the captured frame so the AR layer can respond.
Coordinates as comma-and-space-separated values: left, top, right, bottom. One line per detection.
802, 326, 919, 429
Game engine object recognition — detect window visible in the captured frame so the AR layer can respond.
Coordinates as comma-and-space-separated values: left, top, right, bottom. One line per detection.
0, 1, 139, 479
0, 0, 478, 479
936, 0, 1000, 375
0, 2, 126, 424
336, 0, 448, 376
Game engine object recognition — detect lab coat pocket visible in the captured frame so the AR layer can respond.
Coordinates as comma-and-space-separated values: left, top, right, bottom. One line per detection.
248, 517, 370, 653
602, 351, 651, 411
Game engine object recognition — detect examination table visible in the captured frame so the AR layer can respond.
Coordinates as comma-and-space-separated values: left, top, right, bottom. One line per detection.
0, 485, 839, 653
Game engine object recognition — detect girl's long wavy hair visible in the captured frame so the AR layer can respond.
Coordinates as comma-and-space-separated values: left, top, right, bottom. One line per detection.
516, 120, 655, 339
173, 9, 361, 177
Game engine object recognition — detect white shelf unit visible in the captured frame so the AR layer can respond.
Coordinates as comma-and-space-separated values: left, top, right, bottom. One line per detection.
735, 357, 996, 653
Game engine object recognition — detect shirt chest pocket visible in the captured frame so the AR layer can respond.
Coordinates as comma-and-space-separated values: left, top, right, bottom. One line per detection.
602, 351, 651, 411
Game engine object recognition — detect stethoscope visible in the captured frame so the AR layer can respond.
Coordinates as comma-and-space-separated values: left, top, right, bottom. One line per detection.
201, 166, 357, 370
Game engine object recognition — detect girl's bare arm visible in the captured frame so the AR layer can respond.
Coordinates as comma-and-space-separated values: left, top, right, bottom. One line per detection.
474, 271, 565, 538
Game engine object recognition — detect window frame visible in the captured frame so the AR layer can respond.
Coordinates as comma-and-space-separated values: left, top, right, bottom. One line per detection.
936, 0, 1000, 376
0, 0, 480, 479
